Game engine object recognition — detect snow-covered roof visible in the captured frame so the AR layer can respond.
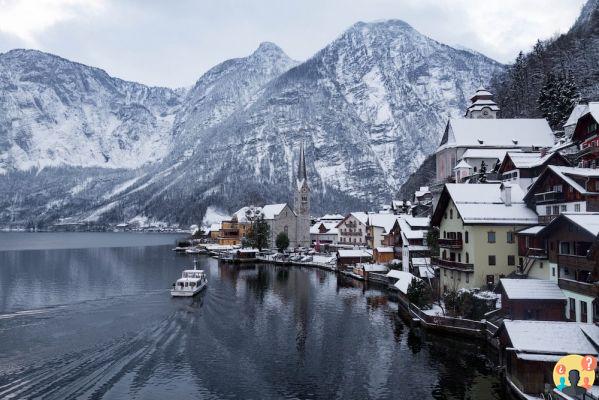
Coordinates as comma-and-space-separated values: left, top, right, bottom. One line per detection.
462, 148, 516, 161
368, 213, 398, 232
386, 270, 420, 294
471, 87, 493, 99
407, 245, 430, 251
362, 263, 389, 272
453, 159, 473, 170
564, 104, 590, 127
418, 265, 435, 278
321, 214, 344, 221
539, 212, 599, 237
209, 222, 221, 232
404, 216, 430, 228
438, 118, 554, 151
538, 166, 599, 196
499, 279, 566, 300
412, 257, 431, 266
375, 246, 394, 253
503, 151, 559, 169
262, 204, 289, 220
501, 320, 599, 356
337, 249, 372, 258
444, 184, 538, 225
351, 212, 369, 225
517, 225, 544, 235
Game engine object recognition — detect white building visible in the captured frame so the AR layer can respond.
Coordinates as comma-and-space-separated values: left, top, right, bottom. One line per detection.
337, 212, 369, 246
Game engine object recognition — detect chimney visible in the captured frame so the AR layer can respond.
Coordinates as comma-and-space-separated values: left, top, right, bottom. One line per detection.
501, 184, 512, 206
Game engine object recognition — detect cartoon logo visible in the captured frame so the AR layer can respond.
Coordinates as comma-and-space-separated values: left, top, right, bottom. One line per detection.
553, 355, 597, 398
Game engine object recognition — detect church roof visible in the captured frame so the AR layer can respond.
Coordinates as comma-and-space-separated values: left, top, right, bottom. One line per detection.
437, 118, 554, 151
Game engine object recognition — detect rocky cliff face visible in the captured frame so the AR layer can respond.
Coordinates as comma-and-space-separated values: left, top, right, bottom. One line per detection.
0, 20, 503, 228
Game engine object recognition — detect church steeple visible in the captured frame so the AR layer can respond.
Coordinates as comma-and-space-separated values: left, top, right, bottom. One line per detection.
294, 142, 310, 248
465, 86, 500, 119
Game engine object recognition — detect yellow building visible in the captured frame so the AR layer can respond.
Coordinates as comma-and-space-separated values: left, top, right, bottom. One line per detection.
217, 215, 250, 245
431, 183, 538, 292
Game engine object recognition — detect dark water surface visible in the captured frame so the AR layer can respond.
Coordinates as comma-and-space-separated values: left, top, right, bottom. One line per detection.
0, 234, 505, 399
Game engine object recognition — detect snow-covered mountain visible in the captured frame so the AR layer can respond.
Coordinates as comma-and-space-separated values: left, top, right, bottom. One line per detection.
0, 20, 503, 228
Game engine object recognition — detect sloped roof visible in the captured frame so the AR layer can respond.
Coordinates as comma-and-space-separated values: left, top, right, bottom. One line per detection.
321, 214, 344, 221
350, 212, 369, 225
262, 204, 290, 220
453, 159, 473, 170
499, 279, 566, 300
503, 151, 553, 169
462, 148, 515, 161
434, 184, 538, 225
517, 225, 544, 235
368, 213, 398, 232
337, 249, 372, 258
386, 270, 420, 294
564, 104, 589, 127
404, 216, 430, 228
524, 166, 599, 200
538, 212, 599, 238
438, 118, 554, 151
501, 320, 599, 356
375, 246, 394, 253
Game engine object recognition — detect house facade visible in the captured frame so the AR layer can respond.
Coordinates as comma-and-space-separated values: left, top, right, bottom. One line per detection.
537, 213, 599, 324
431, 183, 538, 292
572, 102, 599, 167
498, 151, 570, 191
337, 212, 369, 246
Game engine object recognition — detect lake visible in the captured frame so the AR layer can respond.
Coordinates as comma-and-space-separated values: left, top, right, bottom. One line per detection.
0, 233, 506, 399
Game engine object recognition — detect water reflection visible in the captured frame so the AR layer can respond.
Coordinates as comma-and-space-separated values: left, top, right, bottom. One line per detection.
0, 245, 506, 400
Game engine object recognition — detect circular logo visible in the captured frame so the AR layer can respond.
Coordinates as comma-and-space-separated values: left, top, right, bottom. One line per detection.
553, 355, 596, 393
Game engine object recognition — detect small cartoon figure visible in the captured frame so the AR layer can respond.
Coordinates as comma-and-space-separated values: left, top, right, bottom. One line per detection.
562, 369, 587, 399
556, 376, 567, 391
582, 376, 591, 390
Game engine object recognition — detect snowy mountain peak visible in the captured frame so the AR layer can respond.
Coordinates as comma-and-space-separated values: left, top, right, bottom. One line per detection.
252, 41, 288, 57
572, 0, 599, 32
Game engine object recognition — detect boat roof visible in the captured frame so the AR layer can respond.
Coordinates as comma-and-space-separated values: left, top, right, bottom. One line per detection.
183, 269, 205, 273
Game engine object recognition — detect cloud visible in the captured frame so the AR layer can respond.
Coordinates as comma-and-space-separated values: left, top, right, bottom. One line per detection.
0, 0, 105, 45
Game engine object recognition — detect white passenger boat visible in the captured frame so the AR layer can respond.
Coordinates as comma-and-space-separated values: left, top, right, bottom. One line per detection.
170, 261, 208, 297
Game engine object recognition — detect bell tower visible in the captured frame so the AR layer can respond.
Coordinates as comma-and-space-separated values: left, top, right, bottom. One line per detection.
465, 87, 500, 119
294, 142, 310, 248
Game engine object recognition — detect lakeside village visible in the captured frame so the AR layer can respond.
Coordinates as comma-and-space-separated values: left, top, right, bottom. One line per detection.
178, 88, 599, 400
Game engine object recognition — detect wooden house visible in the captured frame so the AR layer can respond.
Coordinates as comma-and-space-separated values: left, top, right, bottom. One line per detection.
496, 279, 566, 321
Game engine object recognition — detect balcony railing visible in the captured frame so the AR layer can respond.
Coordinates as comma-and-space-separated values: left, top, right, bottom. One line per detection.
431, 257, 474, 271
558, 254, 596, 271
527, 247, 548, 259
558, 278, 599, 297
576, 144, 599, 159
438, 238, 463, 250
534, 191, 565, 204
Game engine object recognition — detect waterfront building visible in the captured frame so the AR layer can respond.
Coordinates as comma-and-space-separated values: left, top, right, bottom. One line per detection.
397, 216, 430, 273
366, 213, 399, 249
373, 247, 395, 264
536, 213, 599, 324
217, 215, 250, 245
337, 212, 369, 245
523, 165, 599, 225
497, 278, 566, 321
431, 183, 538, 292
496, 320, 599, 397
310, 221, 339, 245
336, 249, 372, 267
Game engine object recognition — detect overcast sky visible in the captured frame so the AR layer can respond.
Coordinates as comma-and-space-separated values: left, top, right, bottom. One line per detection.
0, 0, 588, 88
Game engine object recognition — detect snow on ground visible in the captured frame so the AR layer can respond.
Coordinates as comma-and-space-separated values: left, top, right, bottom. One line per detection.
423, 302, 445, 316
69, 177, 93, 196
103, 176, 143, 199
202, 206, 230, 227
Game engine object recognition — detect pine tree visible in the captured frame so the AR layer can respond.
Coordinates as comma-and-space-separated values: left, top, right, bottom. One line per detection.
478, 161, 487, 183
538, 72, 580, 130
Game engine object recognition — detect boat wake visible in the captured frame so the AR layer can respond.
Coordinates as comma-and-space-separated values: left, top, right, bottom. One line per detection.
0, 306, 201, 400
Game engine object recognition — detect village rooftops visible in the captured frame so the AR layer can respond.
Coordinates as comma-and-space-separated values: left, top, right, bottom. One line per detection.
337, 249, 372, 258
516, 225, 544, 235
565, 103, 591, 127
437, 118, 554, 152
500, 151, 561, 169
498, 320, 599, 356
453, 159, 473, 170
367, 213, 399, 233
320, 214, 344, 221
462, 148, 519, 161
432, 183, 538, 226
498, 278, 566, 301
375, 246, 394, 253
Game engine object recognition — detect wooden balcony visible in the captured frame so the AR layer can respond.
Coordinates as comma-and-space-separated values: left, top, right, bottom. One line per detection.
527, 247, 548, 259
558, 254, 596, 272
558, 278, 599, 297
576, 145, 599, 159
438, 238, 463, 250
534, 191, 564, 204
431, 257, 474, 271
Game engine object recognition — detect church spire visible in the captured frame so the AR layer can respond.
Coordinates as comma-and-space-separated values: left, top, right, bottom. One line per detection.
297, 141, 307, 182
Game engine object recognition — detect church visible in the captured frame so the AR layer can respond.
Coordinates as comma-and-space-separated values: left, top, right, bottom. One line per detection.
224, 143, 311, 249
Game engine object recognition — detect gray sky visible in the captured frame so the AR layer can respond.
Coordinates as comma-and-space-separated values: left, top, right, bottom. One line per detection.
0, 0, 587, 88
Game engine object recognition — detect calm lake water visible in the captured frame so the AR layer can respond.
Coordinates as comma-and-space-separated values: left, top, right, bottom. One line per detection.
0, 233, 506, 399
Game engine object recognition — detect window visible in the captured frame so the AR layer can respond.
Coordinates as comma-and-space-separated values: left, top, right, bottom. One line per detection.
444, 212, 447, 219
465, 252, 469, 263
546, 206, 551, 215
506, 231, 515, 244
508, 255, 515, 266
488, 255, 496, 266
560, 241, 571, 255
596, 181, 599, 191
575, 204, 581, 212
569, 298, 576, 320
465, 274, 469, 283
552, 267, 556, 277
465, 231, 469, 243
539, 262, 544, 269
487, 231, 496, 243
458, 253, 461, 262
450, 209, 453, 219
561, 205, 567, 212
581, 301, 588, 323
553, 205, 559, 215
